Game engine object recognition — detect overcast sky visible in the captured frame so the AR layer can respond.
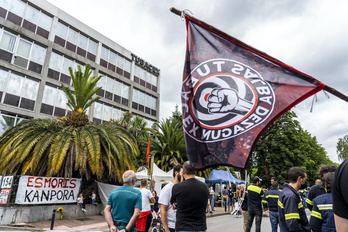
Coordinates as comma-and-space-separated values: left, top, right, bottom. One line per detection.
46, 0, 348, 164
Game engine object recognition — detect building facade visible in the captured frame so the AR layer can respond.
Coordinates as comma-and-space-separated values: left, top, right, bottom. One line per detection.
0, 0, 160, 135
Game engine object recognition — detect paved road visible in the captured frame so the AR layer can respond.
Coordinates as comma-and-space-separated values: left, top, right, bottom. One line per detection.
207, 209, 311, 232
207, 213, 273, 232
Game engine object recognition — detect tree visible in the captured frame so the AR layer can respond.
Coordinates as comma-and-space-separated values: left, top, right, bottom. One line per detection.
250, 111, 333, 186
337, 135, 348, 161
150, 118, 187, 172
112, 112, 151, 167
0, 64, 138, 182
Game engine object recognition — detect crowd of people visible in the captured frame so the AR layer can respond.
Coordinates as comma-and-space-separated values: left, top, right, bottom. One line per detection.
103, 160, 348, 232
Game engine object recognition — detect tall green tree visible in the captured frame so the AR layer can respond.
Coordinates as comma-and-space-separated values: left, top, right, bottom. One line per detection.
150, 118, 187, 172
112, 112, 151, 167
337, 135, 348, 161
250, 111, 333, 186
0, 64, 138, 182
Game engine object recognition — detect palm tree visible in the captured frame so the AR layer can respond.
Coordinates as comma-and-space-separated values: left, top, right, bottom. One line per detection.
0, 64, 138, 182
149, 118, 187, 172
150, 113, 211, 177
112, 113, 151, 167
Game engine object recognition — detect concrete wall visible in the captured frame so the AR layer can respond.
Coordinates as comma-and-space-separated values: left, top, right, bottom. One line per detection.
0, 203, 103, 225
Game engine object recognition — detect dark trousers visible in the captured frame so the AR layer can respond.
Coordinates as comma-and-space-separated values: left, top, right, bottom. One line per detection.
145, 213, 153, 232
245, 208, 262, 232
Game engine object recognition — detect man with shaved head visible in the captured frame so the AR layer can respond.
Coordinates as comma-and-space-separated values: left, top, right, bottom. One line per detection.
104, 170, 142, 232
170, 161, 209, 232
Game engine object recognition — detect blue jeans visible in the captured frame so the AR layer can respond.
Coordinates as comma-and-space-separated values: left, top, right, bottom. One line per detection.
269, 211, 279, 232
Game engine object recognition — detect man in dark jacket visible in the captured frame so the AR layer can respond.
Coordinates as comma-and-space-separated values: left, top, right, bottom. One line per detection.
306, 165, 336, 210
263, 181, 281, 232
246, 176, 264, 232
278, 167, 310, 232
310, 172, 336, 232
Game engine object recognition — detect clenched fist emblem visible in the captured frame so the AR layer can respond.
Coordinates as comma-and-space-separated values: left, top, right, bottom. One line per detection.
207, 88, 253, 114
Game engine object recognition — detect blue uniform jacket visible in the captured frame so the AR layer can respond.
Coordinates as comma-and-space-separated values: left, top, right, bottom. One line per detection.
262, 188, 281, 212
310, 193, 336, 232
278, 184, 310, 232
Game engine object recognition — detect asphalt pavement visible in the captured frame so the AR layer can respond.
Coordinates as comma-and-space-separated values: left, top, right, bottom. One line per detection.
0, 205, 230, 231
0, 207, 312, 231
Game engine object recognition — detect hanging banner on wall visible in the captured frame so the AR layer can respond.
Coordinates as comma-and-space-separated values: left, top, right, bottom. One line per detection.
0, 189, 11, 205
15, 176, 81, 204
1, 176, 13, 189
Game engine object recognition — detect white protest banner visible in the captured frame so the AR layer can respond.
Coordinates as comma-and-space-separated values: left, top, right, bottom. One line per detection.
15, 176, 81, 204
0, 189, 11, 205
0, 176, 2, 187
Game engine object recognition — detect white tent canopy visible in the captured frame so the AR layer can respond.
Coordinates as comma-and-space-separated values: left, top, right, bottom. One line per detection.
166, 169, 206, 183
135, 163, 173, 183
135, 163, 173, 196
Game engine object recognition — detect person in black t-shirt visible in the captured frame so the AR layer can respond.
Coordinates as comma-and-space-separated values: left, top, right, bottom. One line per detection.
228, 186, 235, 212
332, 159, 348, 232
170, 161, 209, 232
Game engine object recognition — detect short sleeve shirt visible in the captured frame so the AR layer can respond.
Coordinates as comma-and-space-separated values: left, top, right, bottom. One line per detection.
332, 158, 348, 219
158, 182, 176, 229
140, 188, 153, 212
107, 185, 142, 223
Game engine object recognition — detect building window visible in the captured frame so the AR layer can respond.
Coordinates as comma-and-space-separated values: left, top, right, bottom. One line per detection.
132, 88, 157, 117
96, 73, 129, 106
100, 46, 131, 79
0, 0, 52, 39
0, 67, 39, 111
48, 52, 92, 85
54, 21, 97, 62
134, 65, 158, 92
0, 110, 31, 135
93, 102, 125, 124
40, 84, 68, 117
0, 28, 47, 74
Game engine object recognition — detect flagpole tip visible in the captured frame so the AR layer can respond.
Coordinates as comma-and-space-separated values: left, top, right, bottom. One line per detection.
170, 7, 182, 17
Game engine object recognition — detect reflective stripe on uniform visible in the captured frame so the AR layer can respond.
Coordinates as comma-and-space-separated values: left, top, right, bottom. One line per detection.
248, 185, 262, 194
317, 204, 333, 210
311, 210, 322, 220
278, 200, 284, 209
285, 213, 300, 220
262, 200, 268, 204
306, 198, 314, 205
298, 202, 303, 209
266, 195, 279, 199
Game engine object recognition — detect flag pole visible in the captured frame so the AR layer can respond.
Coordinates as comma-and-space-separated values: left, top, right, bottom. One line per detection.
169, 7, 348, 104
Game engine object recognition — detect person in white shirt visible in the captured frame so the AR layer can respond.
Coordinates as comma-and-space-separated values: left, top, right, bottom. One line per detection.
137, 179, 155, 232
158, 165, 183, 232
77, 193, 86, 212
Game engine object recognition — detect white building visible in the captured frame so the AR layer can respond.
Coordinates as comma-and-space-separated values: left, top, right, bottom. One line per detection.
0, 0, 160, 135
